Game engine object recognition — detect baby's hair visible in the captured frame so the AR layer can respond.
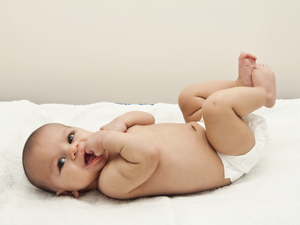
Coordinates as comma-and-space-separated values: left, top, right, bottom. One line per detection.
22, 124, 55, 193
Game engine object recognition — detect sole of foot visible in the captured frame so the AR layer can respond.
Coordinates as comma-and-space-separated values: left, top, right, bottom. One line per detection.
252, 64, 276, 108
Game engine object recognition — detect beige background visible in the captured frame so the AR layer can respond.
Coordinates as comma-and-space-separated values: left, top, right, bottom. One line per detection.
1, 0, 299, 104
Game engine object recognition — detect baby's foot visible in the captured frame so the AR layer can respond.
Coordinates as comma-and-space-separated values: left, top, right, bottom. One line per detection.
236, 52, 257, 87
252, 64, 276, 108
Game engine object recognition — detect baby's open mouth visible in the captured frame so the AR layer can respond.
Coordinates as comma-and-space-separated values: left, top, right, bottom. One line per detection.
85, 153, 98, 166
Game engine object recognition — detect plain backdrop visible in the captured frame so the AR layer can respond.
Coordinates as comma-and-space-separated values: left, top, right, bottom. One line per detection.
1, 0, 300, 104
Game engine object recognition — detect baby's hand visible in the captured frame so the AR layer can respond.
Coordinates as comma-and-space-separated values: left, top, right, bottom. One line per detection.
85, 131, 107, 157
100, 119, 127, 133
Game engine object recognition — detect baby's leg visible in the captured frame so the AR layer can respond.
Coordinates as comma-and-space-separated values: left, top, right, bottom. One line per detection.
178, 80, 236, 122
179, 52, 256, 122
203, 66, 276, 156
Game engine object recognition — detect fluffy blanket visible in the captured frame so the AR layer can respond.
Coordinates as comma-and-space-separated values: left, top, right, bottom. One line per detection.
0, 99, 299, 225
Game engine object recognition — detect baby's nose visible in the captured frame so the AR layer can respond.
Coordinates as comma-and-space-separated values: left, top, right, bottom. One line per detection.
69, 143, 79, 160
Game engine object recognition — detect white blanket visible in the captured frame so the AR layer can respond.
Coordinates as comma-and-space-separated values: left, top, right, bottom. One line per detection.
0, 99, 299, 225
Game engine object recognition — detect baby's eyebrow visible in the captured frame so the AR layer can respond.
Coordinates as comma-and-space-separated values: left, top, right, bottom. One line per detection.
49, 154, 55, 174
62, 127, 69, 138
49, 152, 62, 176
59, 126, 71, 143
48, 126, 69, 175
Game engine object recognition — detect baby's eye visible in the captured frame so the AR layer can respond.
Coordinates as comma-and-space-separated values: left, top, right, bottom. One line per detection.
68, 133, 74, 144
58, 158, 65, 170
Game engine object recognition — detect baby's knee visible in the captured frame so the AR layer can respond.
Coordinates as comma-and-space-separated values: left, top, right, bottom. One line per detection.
178, 87, 190, 110
202, 93, 227, 119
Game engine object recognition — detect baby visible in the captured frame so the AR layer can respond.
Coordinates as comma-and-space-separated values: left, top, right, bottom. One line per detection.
22, 52, 276, 199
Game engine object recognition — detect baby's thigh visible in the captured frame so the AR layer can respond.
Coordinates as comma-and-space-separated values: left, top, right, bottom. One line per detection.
203, 104, 255, 156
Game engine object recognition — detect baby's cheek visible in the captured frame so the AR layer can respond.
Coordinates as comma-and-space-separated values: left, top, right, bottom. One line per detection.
65, 168, 87, 189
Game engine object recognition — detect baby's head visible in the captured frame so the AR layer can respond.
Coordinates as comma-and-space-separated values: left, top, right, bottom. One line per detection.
23, 123, 109, 198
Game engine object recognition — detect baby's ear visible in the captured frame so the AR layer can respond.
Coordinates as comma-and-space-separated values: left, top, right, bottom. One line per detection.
56, 190, 79, 198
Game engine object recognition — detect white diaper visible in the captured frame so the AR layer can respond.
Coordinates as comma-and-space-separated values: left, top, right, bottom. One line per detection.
198, 113, 269, 182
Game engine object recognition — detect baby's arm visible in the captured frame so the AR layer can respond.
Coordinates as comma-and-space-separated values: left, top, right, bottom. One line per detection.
86, 130, 159, 198
101, 111, 155, 132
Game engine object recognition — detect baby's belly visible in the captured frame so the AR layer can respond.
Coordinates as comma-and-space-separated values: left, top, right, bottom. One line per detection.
125, 123, 229, 198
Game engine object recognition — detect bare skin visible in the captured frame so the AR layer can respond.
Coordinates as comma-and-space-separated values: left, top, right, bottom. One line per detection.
178, 51, 259, 122
25, 52, 276, 199
252, 63, 276, 108
96, 52, 275, 199
237, 51, 257, 87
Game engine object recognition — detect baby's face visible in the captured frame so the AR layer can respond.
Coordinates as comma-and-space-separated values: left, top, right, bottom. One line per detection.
30, 124, 109, 195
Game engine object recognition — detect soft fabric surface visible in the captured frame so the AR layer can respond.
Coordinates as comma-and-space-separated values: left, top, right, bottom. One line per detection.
0, 99, 299, 225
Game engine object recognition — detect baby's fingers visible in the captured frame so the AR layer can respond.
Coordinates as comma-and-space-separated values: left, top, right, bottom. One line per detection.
85, 131, 108, 157
85, 147, 95, 155
85, 135, 101, 156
